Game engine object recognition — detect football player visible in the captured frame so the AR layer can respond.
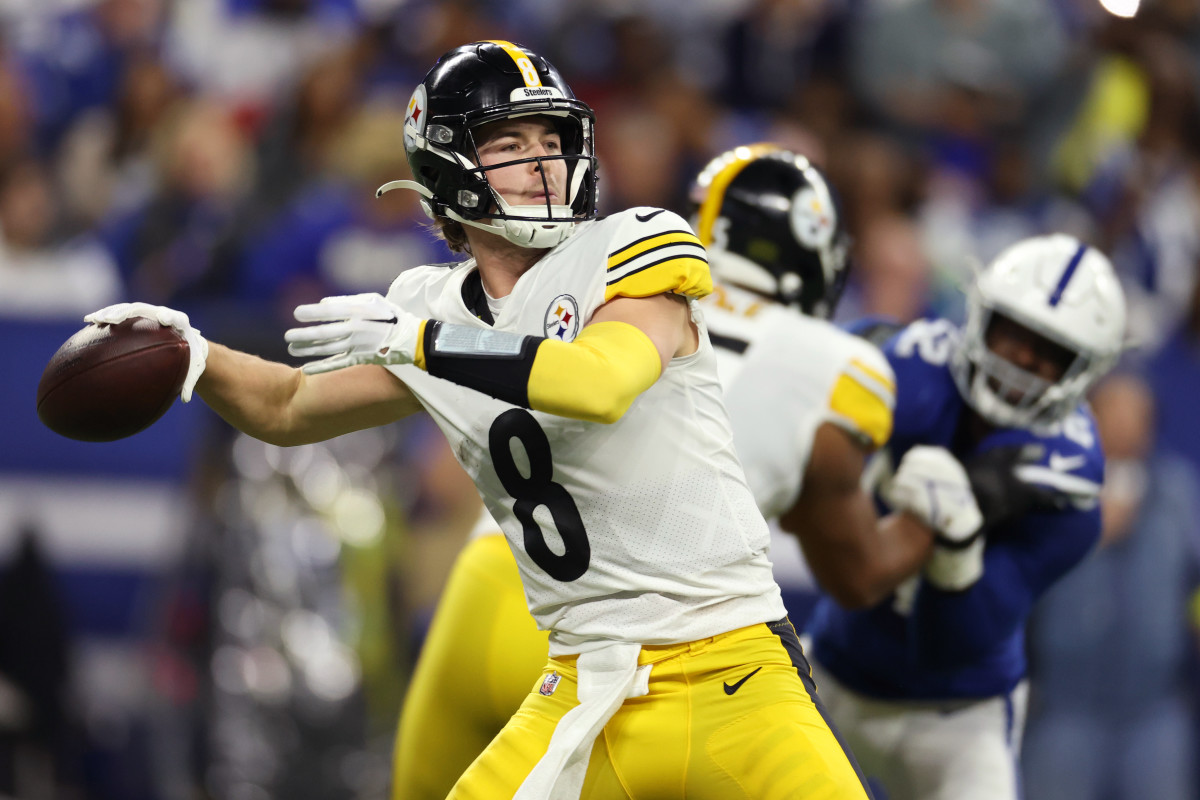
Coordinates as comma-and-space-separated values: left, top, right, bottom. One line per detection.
806, 234, 1128, 800
85, 42, 930, 799
391, 144, 998, 799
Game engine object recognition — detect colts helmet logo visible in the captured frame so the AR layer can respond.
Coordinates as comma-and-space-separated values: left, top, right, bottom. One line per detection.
539, 671, 562, 696
545, 294, 581, 342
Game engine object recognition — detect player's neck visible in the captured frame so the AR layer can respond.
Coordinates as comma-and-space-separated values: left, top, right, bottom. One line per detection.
471, 231, 549, 298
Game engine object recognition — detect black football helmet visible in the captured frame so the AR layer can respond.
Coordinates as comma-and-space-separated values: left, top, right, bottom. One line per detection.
377, 40, 598, 249
689, 144, 850, 317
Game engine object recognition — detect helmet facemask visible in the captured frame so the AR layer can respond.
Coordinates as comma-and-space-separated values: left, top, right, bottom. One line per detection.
952, 304, 1111, 431
951, 234, 1127, 431
450, 109, 596, 248
381, 46, 599, 252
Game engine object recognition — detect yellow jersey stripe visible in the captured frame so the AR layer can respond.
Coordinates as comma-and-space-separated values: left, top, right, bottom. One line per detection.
486, 40, 542, 87
608, 231, 705, 271
848, 357, 895, 395
828, 372, 893, 448
605, 255, 712, 301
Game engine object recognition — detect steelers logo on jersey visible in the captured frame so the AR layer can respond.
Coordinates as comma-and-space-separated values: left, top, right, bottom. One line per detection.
545, 294, 581, 341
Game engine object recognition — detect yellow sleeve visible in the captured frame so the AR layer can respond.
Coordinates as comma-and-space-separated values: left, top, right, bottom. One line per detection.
527, 321, 662, 424
604, 229, 713, 302
827, 356, 896, 449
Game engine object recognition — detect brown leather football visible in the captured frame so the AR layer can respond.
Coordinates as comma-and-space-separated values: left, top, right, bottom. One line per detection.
36, 317, 190, 442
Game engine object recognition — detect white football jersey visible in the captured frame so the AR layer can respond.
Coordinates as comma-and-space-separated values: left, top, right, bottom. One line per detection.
386, 208, 784, 655
699, 283, 896, 589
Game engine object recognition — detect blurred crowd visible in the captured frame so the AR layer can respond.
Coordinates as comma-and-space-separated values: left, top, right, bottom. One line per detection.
3, 0, 1200, 798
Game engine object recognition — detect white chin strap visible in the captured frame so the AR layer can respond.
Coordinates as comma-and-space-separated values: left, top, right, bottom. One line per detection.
377, 179, 576, 249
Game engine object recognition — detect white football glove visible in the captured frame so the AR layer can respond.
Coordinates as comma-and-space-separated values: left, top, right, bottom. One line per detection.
83, 302, 209, 403
284, 293, 422, 375
885, 445, 986, 591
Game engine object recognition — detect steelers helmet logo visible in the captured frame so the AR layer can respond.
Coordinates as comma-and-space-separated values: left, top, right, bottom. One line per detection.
545, 294, 581, 342
789, 185, 835, 250
403, 84, 427, 152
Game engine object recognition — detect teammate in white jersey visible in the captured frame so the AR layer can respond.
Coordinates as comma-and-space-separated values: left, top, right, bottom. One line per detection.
389, 143, 995, 798
83, 42, 962, 799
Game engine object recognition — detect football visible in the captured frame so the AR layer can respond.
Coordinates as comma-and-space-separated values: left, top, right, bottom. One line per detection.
36, 317, 190, 442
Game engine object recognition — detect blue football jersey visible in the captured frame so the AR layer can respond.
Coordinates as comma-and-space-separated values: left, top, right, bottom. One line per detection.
808, 318, 1104, 700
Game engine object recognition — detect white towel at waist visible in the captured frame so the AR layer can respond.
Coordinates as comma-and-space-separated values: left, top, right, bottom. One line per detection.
514, 642, 651, 800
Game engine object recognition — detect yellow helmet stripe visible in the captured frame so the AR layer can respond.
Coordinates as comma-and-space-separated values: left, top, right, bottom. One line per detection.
486, 40, 543, 88
693, 143, 781, 246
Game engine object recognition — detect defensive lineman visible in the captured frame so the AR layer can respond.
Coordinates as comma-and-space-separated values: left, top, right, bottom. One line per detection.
807, 234, 1128, 800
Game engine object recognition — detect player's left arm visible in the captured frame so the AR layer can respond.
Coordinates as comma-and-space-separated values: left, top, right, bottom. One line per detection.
285, 211, 708, 424
908, 505, 1101, 668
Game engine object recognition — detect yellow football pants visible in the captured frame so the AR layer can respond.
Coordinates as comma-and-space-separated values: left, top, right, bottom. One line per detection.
392, 534, 550, 800
449, 619, 873, 800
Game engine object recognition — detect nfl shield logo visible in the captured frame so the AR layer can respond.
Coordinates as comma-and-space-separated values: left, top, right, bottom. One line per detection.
539, 671, 562, 696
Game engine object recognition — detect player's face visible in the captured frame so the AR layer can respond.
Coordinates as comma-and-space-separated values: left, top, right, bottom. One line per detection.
984, 313, 1074, 401
472, 116, 567, 211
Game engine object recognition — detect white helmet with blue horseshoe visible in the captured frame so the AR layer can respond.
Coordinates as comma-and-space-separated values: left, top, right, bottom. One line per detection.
952, 234, 1128, 430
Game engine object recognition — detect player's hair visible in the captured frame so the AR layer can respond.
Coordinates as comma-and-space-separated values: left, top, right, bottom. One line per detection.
432, 216, 470, 253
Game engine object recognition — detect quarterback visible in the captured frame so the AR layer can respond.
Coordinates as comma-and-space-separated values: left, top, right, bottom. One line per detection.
807, 234, 1128, 800
78, 42, 944, 799
391, 144, 1001, 798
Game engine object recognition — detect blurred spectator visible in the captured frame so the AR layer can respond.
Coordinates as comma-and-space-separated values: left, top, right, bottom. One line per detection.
850, 0, 1067, 143
56, 49, 184, 229
0, 154, 122, 318
236, 104, 454, 353
1084, 32, 1200, 353
165, 0, 361, 129
12, 0, 164, 152
98, 98, 255, 311
835, 212, 933, 326
0, 529, 78, 798
251, 43, 366, 222
1148, 277, 1200, 480
0, 59, 35, 168
1023, 373, 1200, 800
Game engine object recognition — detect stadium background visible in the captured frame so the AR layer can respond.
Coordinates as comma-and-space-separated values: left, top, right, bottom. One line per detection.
1, 0, 1199, 797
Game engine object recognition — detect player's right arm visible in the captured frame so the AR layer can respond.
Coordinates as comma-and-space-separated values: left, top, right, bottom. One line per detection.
198, 343, 421, 447
83, 302, 423, 447
781, 422, 934, 609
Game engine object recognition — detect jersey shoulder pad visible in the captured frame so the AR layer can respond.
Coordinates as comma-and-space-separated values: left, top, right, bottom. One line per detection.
602, 207, 711, 302
825, 332, 896, 449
